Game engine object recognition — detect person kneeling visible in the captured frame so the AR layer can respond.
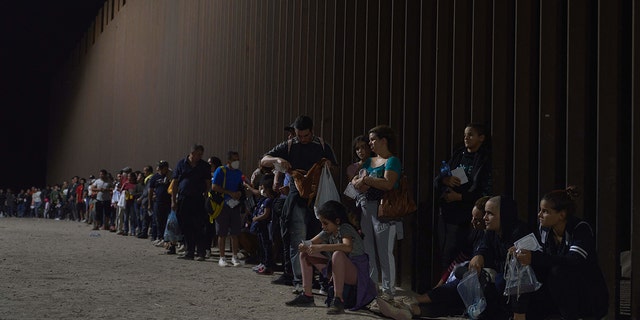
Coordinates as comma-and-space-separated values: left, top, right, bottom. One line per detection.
285, 200, 377, 315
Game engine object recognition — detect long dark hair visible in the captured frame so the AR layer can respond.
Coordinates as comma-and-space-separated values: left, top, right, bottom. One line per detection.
541, 186, 579, 217
316, 200, 353, 228
351, 135, 371, 162
368, 125, 396, 154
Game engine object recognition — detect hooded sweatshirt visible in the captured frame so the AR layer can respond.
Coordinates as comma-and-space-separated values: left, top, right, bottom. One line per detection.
474, 195, 530, 272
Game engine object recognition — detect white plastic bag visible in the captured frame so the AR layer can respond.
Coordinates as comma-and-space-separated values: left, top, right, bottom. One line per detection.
314, 165, 340, 219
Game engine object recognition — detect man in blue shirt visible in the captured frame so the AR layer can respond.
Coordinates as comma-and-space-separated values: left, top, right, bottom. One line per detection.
212, 151, 244, 267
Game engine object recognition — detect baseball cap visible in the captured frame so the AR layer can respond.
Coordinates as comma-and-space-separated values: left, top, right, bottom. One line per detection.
157, 160, 169, 168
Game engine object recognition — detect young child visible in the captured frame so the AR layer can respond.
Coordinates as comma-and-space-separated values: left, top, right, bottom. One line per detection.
285, 200, 377, 315
250, 174, 275, 275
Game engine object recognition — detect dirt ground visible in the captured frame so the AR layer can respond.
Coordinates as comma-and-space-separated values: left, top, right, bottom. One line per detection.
0, 217, 397, 320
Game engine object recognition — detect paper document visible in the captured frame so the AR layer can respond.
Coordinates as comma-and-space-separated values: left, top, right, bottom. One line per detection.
514, 233, 542, 251
451, 167, 469, 184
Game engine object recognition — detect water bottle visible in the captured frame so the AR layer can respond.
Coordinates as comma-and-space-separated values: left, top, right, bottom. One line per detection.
440, 161, 451, 177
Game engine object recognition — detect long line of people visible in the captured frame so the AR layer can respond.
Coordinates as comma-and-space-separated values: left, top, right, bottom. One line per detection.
0, 115, 609, 319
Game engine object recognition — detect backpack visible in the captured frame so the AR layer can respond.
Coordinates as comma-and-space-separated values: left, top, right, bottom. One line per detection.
207, 166, 227, 222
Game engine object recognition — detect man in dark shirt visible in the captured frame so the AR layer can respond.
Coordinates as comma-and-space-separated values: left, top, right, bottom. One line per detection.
261, 116, 337, 292
171, 145, 212, 261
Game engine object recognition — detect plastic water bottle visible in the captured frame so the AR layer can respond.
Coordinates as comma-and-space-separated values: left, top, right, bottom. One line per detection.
440, 161, 451, 177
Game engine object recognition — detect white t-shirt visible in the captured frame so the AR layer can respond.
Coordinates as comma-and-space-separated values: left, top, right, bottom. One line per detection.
91, 179, 111, 201
33, 191, 42, 203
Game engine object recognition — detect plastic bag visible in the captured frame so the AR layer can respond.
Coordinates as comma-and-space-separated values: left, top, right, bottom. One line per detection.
503, 251, 542, 298
314, 165, 340, 219
164, 210, 183, 242
457, 269, 487, 319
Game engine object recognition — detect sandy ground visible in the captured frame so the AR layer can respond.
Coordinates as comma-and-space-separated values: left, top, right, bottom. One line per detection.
0, 217, 396, 320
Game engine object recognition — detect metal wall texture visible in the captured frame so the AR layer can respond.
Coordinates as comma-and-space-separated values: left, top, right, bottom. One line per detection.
48, 0, 639, 317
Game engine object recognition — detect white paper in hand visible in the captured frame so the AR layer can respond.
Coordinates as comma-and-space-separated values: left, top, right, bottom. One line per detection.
451, 166, 469, 184
514, 233, 542, 252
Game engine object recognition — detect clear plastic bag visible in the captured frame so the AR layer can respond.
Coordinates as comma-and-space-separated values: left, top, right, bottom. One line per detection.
503, 251, 542, 298
163, 210, 183, 242
457, 269, 487, 319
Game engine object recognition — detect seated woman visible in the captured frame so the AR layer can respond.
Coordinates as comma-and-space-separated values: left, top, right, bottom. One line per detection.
377, 196, 490, 320
512, 187, 608, 320
285, 200, 377, 315
469, 195, 531, 320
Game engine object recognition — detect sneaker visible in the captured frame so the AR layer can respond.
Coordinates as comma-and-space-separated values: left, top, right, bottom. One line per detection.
376, 297, 412, 320
218, 258, 228, 267
231, 257, 242, 267
205, 249, 211, 259
292, 284, 303, 294
196, 256, 206, 262
177, 255, 194, 260
327, 297, 345, 315
271, 274, 294, 286
252, 263, 265, 272
378, 292, 394, 303
285, 293, 314, 307
165, 246, 176, 255
367, 299, 380, 314
257, 267, 273, 275
394, 296, 418, 309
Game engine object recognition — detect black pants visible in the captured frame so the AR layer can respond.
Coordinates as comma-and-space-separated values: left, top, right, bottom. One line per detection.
437, 215, 470, 269
176, 195, 207, 258
154, 202, 171, 240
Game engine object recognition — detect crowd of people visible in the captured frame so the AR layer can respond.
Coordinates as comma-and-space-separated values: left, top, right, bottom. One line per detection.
0, 115, 610, 319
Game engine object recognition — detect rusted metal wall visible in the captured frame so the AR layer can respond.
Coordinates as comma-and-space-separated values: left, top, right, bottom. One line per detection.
48, 0, 639, 317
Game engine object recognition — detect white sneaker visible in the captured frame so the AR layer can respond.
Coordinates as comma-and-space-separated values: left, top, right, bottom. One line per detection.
231, 257, 241, 267
252, 263, 265, 272
218, 258, 228, 267
292, 284, 303, 294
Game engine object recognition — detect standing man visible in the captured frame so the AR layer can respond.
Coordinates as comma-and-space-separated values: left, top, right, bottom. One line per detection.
91, 169, 112, 230
137, 165, 154, 239
66, 176, 80, 221
260, 115, 338, 293
149, 160, 173, 252
170, 144, 212, 261
212, 151, 244, 267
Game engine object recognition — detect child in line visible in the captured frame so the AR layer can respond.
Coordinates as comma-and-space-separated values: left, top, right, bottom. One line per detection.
250, 174, 276, 275
285, 200, 377, 315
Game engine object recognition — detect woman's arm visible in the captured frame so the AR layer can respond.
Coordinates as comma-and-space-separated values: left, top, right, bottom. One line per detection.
361, 169, 399, 191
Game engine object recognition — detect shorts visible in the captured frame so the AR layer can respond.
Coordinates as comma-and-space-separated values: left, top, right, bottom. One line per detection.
215, 204, 242, 236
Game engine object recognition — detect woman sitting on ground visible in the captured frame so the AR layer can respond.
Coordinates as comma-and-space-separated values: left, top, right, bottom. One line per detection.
377, 196, 490, 320
285, 200, 377, 315
512, 187, 608, 320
